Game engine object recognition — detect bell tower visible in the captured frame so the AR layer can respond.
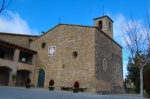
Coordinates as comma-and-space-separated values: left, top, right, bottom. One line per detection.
93, 15, 113, 39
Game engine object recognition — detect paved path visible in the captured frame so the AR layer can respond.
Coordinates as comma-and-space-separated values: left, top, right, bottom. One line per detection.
0, 86, 148, 99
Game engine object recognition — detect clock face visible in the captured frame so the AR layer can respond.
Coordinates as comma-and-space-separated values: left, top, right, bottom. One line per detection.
48, 46, 56, 56
49, 47, 55, 55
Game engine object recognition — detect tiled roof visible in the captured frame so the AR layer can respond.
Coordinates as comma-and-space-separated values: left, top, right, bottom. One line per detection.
0, 32, 39, 37
0, 39, 37, 54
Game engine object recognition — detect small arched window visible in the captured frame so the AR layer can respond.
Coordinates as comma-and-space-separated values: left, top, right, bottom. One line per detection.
116, 64, 119, 73
103, 58, 107, 70
99, 20, 102, 29
41, 42, 46, 48
73, 51, 78, 59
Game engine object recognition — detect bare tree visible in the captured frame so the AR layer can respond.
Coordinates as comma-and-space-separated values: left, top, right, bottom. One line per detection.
0, 0, 12, 13
123, 12, 150, 97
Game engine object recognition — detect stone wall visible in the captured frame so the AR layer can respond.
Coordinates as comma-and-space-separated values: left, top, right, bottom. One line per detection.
95, 29, 124, 94
30, 24, 96, 92
30, 24, 124, 93
0, 32, 38, 48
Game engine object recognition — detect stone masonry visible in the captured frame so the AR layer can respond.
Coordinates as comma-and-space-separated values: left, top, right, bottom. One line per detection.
95, 28, 124, 94
30, 16, 124, 94
0, 33, 37, 86
30, 24, 96, 92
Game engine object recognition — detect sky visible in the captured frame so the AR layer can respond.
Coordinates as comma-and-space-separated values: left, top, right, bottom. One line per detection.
0, 0, 150, 79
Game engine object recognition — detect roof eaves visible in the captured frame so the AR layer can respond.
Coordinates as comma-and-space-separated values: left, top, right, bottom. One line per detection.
0, 39, 37, 54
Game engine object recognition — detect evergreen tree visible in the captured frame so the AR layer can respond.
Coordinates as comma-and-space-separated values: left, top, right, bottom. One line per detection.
127, 57, 140, 93
127, 55, 150, 93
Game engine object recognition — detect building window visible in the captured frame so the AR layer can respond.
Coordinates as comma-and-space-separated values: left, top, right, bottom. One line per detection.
0, 50, 5, 58
99, 20, 102, 29
41, 42, 46, 48
21, 58, 26, 62
73, 51, 78, 59
103, 58, 107, 70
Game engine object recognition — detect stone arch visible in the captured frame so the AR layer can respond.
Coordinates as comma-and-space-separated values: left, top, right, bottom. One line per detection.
0, 66, 13, 71
0, 66, 12, 86
17, 68, 32, 73
35, 67, 46, 88
16, 69, 31, 86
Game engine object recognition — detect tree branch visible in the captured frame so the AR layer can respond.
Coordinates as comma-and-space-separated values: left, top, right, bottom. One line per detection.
0, 0, 12, 13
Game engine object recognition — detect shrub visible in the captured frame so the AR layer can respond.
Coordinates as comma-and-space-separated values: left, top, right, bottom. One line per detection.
74, 81, 79, 89
26, 78, 31, 85
12, 73, 16, 82
49, 79, 54, 86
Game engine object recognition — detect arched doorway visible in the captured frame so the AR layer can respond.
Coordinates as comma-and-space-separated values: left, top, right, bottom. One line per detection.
0, 66, 12, 86
37, 69, 45, 88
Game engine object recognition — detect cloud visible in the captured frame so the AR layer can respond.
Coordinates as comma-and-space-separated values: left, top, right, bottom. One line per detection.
0, 11, 38, 35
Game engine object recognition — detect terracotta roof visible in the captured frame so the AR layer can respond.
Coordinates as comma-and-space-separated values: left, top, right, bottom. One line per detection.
0, 39, 37, 54
0, 32, 39, 37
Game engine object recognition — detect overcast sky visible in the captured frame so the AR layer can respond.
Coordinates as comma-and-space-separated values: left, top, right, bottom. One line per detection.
0, 0, 150, 78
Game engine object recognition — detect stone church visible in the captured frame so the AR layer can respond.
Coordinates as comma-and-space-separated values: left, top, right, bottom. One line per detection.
0, 15, 124, 94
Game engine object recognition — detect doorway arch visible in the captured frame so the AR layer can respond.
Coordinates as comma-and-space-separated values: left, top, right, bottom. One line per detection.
0, 66, 12, 86
16, 69, 31, 86
37, 69, 45, 88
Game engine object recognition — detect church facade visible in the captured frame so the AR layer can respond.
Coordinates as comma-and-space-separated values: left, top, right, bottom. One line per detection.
0, 16, 124, 94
